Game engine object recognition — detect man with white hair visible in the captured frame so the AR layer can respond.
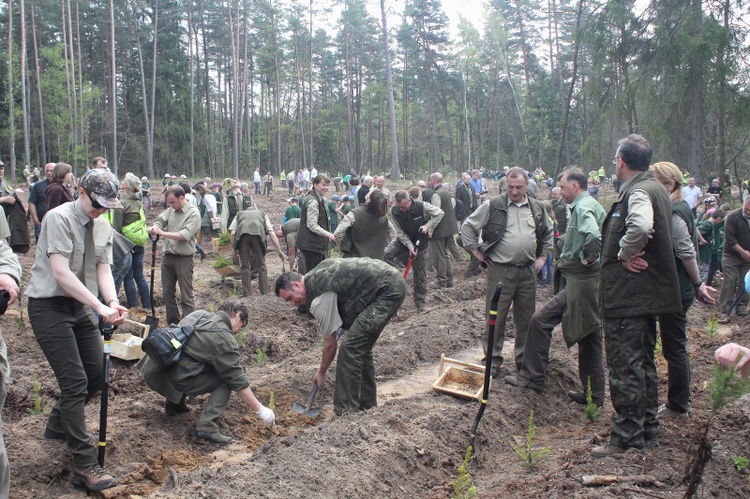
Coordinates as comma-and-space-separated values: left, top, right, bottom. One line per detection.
357, 176, 374, 207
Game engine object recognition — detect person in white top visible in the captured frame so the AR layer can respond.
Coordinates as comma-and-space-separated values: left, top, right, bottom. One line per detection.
253, 168, 262, 195
681, 177, 702, 216
310, 166, 318, 179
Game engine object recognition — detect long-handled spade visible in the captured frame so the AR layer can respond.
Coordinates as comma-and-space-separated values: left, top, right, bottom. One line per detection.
98, 318, 117, 467
469, 281, 503, 464
144, 234, 159, 330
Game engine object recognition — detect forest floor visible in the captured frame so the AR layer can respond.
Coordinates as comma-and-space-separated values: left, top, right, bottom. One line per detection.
2, 180, 750, 498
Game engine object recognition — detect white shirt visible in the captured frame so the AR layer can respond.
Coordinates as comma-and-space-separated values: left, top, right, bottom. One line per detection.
311, 167, 318, 178
203, 192, 217, 215
303, 170, 310, 182
254, 171, 261, 183
682, 185, 702, 208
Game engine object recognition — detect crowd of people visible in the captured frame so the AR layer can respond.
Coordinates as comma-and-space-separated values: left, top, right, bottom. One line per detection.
1, 142, 749, 493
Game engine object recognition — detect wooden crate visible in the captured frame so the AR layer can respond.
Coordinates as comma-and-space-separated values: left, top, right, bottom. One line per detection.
215, 265, 241, 278
432, 355, 487, 401
110, 319, 151, 361
212, 239, 233, 254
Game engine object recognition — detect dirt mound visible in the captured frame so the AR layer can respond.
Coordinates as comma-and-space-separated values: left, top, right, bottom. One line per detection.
3, 184, 750, 498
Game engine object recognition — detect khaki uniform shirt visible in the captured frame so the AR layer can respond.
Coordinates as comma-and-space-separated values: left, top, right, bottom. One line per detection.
0, 239, 22, 387
155, 203, 201, 256
26, 199, 113, 298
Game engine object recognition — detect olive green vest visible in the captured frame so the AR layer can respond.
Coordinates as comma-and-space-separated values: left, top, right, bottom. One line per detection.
431, 186, 458, 239
346, 208, 389, 260
673, 200, 698, 303
297, 191, 329, 253
600, 170, 681, 318
233, 209, 267, 250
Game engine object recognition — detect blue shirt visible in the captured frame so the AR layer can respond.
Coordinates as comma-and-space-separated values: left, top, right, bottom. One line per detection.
470, 178, 484, 195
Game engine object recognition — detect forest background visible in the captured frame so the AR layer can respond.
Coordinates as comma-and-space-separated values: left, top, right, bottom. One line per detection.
1, 0, 749, 187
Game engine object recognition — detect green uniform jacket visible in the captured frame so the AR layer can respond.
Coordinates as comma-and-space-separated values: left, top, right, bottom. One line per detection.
346, 208, 389, 260
555, 192, 605, 347
233, 209, 268, 251
137, 311, 249, 402
600, 170, 681, 318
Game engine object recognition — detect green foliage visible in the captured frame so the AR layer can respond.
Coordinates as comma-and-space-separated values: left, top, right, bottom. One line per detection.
451, 446, 477, 499
585, 377, 601, 422
706, 313, 719, 337
655, 335, 663, 357
708, 361, 750, 413
253, 341, 269, 367
228, 282, 243, 298
25, 372, 49, 416
509, 410, 552, 470
207, 303, 216, 313
217, 231, 232, 246
235, 330, 247, 348
732, 455, 748, 472
212, 256, 232, 269
268, 391, 276, 412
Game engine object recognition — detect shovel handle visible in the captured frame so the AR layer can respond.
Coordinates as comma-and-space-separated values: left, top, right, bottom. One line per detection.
305, 382, 319, 411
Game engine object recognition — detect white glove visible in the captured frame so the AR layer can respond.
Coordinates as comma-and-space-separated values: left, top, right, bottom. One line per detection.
256, 405, 276, 425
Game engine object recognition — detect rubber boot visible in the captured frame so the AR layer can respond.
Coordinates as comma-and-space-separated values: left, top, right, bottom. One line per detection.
241, 269, 253, 297
258, 268, 268, 295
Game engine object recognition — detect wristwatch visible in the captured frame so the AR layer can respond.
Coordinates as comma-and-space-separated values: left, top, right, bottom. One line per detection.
107, 298, 120, 307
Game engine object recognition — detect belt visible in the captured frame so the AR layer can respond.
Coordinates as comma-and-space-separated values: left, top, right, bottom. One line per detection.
164, 252, 193, 258
495, 262, 531, 268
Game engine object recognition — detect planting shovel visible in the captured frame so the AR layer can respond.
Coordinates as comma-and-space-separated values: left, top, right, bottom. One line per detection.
403, 238, 422, 279
98, 318, 117, 467
144, 234, 159, 330
292, 382, 322, 419
469, 281, 503, 464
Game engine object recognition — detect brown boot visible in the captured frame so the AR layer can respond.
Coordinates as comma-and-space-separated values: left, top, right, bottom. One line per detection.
241, 270, 253, 297
71, 464, 117, 491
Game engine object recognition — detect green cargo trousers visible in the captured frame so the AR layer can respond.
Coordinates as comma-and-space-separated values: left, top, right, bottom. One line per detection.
604, 315, 659, 450
334, 278, 407, 415
137, 355, 232, 433
28, 297, 103, 468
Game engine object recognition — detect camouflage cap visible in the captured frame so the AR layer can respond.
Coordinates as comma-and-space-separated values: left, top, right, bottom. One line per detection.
80, 169, 122, 209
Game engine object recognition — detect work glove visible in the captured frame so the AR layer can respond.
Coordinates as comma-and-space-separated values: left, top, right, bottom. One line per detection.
256, 405, 276, 425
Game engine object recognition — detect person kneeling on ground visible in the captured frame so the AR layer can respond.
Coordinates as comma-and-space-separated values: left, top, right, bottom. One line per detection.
275, 258, 406, 415
137, 298, 275, 445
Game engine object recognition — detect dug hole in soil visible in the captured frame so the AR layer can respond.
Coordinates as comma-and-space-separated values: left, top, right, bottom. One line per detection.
3, 184, 750, 498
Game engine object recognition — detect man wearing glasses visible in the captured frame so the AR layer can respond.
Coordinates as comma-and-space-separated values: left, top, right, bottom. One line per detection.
137, 298, 275, 445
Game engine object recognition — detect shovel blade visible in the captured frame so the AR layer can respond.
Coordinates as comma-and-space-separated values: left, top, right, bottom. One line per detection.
291, 402, 321, 418
144, 316, 159, 330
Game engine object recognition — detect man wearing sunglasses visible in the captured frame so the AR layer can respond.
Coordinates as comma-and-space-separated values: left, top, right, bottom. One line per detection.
25, 168, 128, 492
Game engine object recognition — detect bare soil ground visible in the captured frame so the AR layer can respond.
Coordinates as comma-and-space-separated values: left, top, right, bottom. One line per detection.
2, 182, 750, 498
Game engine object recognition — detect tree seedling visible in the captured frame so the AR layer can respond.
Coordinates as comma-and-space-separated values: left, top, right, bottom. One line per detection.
683, 359, 750, 497
510, 410, 552, 470
584, 377, 601, 422
253, 341, 268, 367
217, 230, 232, 247
655, 335, 663, 357
732, 455, 748, 472
235, 329, 247, 347
706, 313, 719, 338
26, 372, 49, 415
451, 445, 477, 499
212, 255, 232, 269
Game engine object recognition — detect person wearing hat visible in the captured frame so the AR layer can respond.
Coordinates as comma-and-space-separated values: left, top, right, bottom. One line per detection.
25, 168, 128, 492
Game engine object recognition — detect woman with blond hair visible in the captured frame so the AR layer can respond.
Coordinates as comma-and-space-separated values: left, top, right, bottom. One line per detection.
651, 161, 716, 421
115, 173, 151, 309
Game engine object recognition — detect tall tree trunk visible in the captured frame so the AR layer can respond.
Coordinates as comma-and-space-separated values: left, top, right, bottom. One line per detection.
345, 23, 355, 173
66, 0, 78, 172
76, 1, 85, 158
380, 0, 399, 180
294, 35, 307, 170
227, 0, 239, 178
688, 0, 703, 182
7, 0, 16, 178
109, 0, 117, 175
20, 0, 30, 167
188, 1, 195, 177
199, 0, 214, 177
271, 2, 282, 175
149, 0, 159, 176
31, 5, 46, 162
309, 0, 314, 168
555, 0, 583, 178
132, 0, 153, 178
